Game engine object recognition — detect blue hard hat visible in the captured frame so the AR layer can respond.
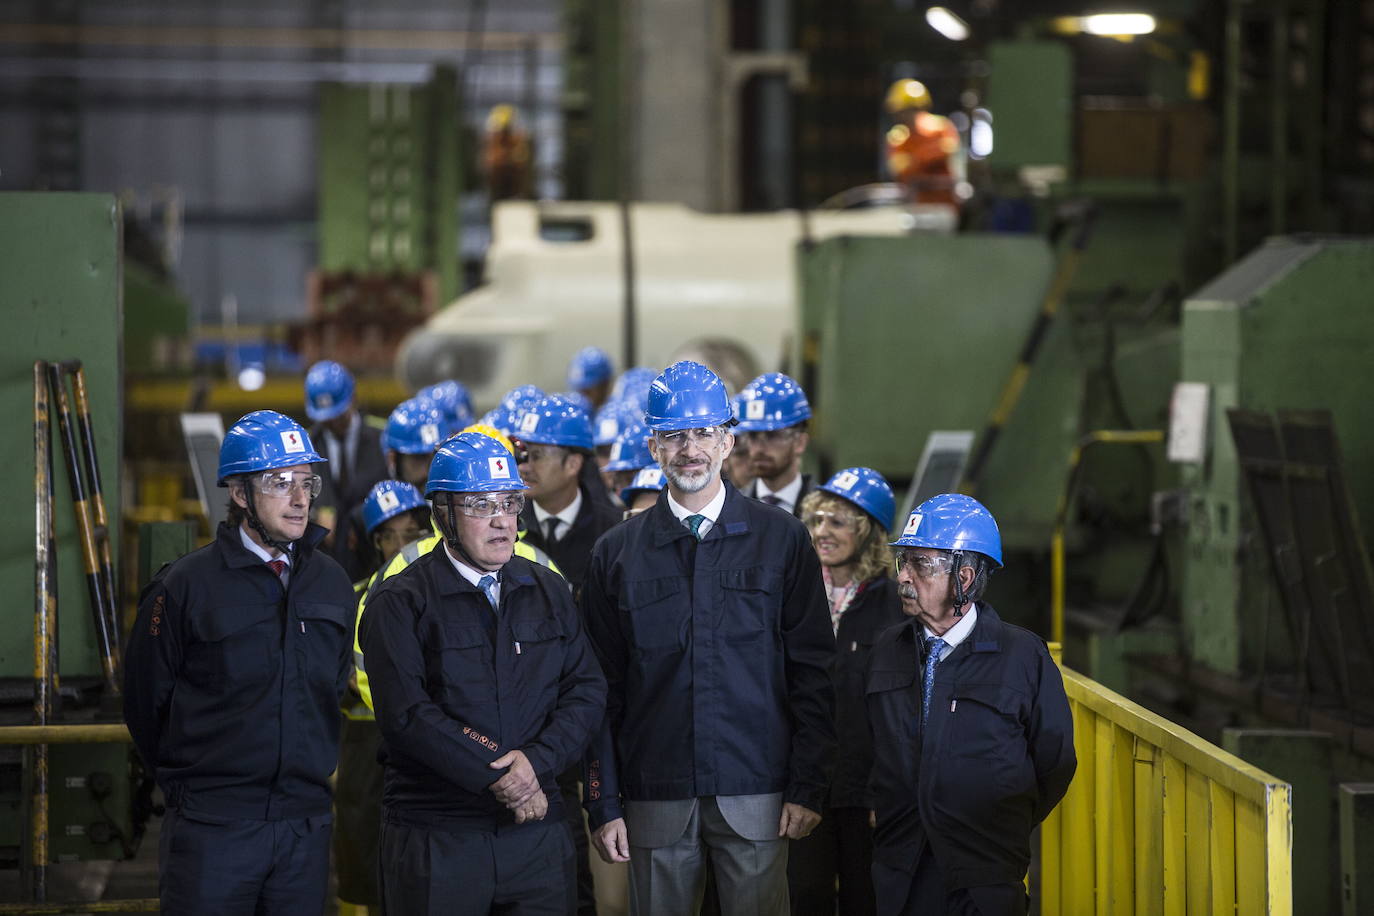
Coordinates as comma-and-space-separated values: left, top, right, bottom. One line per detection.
501, 384, 547, 415
644, 361, 734, 431
426, 431, 529, 497
384, 397, 455, 455
818, 467, 896, 531
304, 360, 355, 421
891, 493, 1003, 567
620, 463, 666, 505
735, 372, 811, 432
480, 406, 519, 437
604, 421, 653, 472
218, 410, 325, 485
567, 347, 614, 390
514, 394, 595, 450
560, 391, 593, 413
418, 381, 475, 428
362, 480, 428, 536
612, 367, 659, 409
593, 399, 639, 447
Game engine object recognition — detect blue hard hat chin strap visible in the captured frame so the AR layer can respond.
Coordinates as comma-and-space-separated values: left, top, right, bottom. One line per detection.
242, 480, 298, 555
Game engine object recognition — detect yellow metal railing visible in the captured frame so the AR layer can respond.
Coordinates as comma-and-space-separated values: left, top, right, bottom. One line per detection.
1040, 663, 1292, 914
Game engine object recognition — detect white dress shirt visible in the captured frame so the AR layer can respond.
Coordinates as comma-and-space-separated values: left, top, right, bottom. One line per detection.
923, 603, 979, 662
666, 484, 727, 539
533, 489, 582, 542
754, 474, 803, 515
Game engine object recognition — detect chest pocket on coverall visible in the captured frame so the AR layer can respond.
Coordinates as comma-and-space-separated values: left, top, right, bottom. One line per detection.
435, 619, 492, 693
294, 601, 350, 691
719, 567, 779, 637
624, 577, 687, 651
188, 603, 280, 690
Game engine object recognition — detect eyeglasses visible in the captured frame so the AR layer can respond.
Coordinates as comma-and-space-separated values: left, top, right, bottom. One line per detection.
253, 472, 322, 499
655, 427, 727, 449
894, 551, 954, 578
454, 493, 526, 518
737, 428, 798, 448
804, 510, 861, 532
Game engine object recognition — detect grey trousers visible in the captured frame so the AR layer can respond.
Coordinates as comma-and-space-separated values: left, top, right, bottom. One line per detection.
625, 794, 788, 916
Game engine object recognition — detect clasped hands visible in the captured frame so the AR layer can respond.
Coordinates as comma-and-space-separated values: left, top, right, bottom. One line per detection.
489, 750, 547, 823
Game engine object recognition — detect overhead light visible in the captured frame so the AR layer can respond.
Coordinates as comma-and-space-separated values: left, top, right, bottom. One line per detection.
237, 364, 266, 392
926, 7, 970, 41
1078, 13, 1156, 35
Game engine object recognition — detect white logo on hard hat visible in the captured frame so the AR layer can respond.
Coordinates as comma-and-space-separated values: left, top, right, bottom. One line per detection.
833, 471, 860, 490
746, 399, 766, 420
903, 513, 922, 536
421, 423, 440, 445
377, 490, 400, 512
642, 469, 663, 487
280, 431, 305, 454
488, 456, 511, 478
519, 411, 540, 434
610, 443, 623, 461
317, 393, 333, 408
599, 419, 617, 440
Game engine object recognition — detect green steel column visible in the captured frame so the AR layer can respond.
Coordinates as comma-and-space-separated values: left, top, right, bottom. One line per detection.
1340, 783, 1374, 915
1223, 729, 1334, 914
137, 522, 196, 587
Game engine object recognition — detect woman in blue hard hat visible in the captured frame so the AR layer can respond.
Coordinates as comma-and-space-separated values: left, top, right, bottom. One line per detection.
788, 468, 905, 916
124, 410, 356, 916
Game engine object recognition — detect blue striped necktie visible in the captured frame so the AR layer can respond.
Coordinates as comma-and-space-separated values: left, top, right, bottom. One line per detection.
478, 574, 499, 611
922, 636, 947, 723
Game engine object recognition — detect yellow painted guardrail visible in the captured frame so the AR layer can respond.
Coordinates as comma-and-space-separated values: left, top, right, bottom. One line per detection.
1041, 662, 1292, 914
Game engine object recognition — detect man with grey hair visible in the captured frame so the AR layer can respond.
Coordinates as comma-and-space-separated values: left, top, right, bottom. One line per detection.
580, 360, 836, 915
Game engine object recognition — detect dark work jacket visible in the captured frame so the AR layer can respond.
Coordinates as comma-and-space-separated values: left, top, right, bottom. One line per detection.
311, 416, 388, 580
519, 487, 624, 598
359, 549, 606, 830
830, 576, 906, 810
123, 522, 354, 820
743, 473, 814, 519
864, 605, 1076, 889
580, 483, 836, 828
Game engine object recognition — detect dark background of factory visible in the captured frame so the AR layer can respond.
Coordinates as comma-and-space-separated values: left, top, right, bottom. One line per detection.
2, 0, 1374, 912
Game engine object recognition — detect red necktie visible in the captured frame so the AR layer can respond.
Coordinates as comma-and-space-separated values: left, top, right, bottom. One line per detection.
267, 559, 287, 581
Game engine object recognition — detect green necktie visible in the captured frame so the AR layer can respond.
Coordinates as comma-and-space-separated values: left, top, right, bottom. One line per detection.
685, 514, 706, 540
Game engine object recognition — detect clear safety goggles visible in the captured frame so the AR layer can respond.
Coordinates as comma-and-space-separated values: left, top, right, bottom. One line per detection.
655, 427, 728, 449
454, 493, 526, 518
253, 472, 322, 499
737, 428, 799, 448
804, 510, 861, 532
894, 550, 954, 579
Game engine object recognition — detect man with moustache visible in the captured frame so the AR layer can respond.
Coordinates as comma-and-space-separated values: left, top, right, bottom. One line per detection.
581, 360, 836, 915
865, 494, 1075, 916
734, 373, 814, 517
124, 411, 355, 915
359, 432, 606, 915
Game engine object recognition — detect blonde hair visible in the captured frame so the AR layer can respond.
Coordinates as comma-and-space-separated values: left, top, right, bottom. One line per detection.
799, 489, 891, 585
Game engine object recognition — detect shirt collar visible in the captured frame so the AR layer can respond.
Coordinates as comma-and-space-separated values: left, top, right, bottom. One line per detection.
666, 481, 726, 525
755, 472, 803, 511
533, 488, 583, 529
239, 524, 290, 565
443, 542, 495, 588
923, 602, 978, 649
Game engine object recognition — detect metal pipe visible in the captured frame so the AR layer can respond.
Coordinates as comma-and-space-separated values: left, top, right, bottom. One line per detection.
31, 360, 55, 903
0, 724, 133, 745
619, 197, 637, 369
1049, 429, 1165, 645
47, 364, 120, 695
64, 361, 120, 658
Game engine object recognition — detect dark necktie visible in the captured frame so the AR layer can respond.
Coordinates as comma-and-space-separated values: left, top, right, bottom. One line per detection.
684, 514, 706, 540
922, 636, 948, 723
761, 494, 783, 507
544, 517, 561, 543
267, 559, 287, 583
478, 574, 499, 611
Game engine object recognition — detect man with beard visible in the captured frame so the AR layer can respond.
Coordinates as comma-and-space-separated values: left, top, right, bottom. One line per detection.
580, 360, 836, 916
734, 373, 813, 517
865, 494, 1075, 916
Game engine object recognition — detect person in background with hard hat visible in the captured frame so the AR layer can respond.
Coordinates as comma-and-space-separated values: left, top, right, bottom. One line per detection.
581, 360, 836, 916
335, 480, 432, 916
883, 78, 962, 211
483, 103, 533, 202
787, 469, 905, 916
482, 383, 548, 440
602, 419, 654, 500
418, 379, 477, 430
723, 393, 756, 493
867, 495, 1076, 916
304, 360, 389, 576
619, 464, 666, 518
124, 411, 355, 916
568, 346, 615, 409
735, 373, 814, 517
359, 432, 606, 915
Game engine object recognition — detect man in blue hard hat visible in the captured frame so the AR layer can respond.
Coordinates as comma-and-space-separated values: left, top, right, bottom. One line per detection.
581, 360, 837, 916
359, 432, 606, 915
124, 410, 356, 916
512, 394, 622, 916
568, 346, 615, 409
304, 360, 389, 576
866, 494, 1076, 916
735, 373, 814, 517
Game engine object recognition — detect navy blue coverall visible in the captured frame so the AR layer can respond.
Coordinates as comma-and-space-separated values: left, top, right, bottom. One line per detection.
864, 605, 1076, 916
123, 521, 355, 916
359, 547, 606, 915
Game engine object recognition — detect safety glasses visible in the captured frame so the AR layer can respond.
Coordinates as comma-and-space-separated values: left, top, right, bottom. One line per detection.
894, 550, 954, 579
455, 493, 526, 518
655, 427, 727, 449
804, 510, 861, 532
253, 472, 322, 499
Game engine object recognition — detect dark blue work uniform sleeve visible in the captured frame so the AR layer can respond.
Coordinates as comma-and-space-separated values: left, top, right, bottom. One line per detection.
579, 546, 627, 829
123, 573, 185, 772
1029, 643, 1076, 823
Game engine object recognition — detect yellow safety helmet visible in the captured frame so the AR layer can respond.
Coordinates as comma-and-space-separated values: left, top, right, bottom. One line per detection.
885, 79, 932, 113
462, 422, 516, 455
486, 104, 517, 132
